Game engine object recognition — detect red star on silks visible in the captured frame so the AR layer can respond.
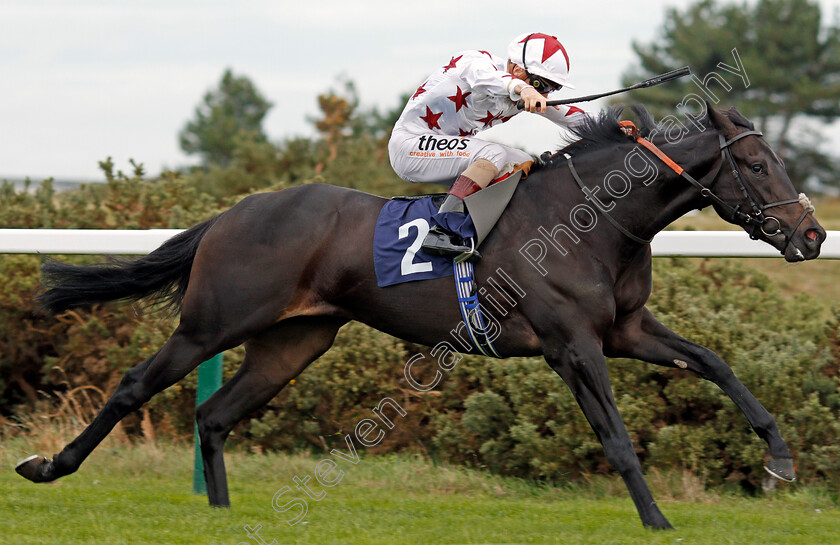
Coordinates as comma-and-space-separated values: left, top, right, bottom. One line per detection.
565, 106, 585, 116
442, 55, 462, 73
479, 50, 493, 59
412, 83, 427, 100
520, 33, 569, 70
459, 128, 474, 136
477, 110, 501, 127
420, 106, 443, 130
447, 86, 471, 112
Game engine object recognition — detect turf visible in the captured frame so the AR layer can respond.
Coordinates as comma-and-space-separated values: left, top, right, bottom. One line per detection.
0, 443, 837, 545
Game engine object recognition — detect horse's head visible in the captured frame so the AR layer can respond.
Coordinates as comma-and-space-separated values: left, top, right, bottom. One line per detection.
705, 105, 825, 262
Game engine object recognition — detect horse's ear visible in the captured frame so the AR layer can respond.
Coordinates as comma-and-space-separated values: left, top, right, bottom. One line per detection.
705, 100, 737, 137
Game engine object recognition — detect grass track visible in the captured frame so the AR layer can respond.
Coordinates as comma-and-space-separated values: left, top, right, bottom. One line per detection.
0, 443, 837, 545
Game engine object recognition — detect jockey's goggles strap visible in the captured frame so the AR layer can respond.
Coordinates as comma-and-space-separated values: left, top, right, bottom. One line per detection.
521, 33, 532, 74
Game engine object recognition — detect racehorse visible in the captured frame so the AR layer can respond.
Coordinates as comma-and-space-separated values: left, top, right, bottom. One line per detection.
16, 102, 825, 529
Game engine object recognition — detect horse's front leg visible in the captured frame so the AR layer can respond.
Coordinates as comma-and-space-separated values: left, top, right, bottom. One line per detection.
542, 336, 673, 529
605, 307, 795, 481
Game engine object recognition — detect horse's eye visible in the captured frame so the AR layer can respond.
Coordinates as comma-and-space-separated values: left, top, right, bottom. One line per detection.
751, 164, 764, 174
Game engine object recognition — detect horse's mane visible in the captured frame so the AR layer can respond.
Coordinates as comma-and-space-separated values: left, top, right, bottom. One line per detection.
540, 104, 755, 169
554, 105, 655, 158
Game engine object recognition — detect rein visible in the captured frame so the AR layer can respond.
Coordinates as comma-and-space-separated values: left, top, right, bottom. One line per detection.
564, 155, 653, 244
564, 121, 814, 254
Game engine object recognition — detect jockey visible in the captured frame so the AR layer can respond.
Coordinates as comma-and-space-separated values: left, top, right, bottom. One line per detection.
388, 32, 588, 261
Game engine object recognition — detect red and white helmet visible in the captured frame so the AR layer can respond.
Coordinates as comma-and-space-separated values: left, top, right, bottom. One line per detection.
507, 32, 575, 89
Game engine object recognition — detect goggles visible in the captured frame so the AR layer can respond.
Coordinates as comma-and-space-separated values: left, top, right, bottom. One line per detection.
529, 74, 562, 93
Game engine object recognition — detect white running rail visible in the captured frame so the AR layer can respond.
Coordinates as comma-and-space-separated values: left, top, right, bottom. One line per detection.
0, 229, 838, 258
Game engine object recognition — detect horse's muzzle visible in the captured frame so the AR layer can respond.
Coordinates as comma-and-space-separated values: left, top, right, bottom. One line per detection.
783, 224, 825, 262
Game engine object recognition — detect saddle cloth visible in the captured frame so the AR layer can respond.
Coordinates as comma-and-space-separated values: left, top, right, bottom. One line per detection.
372, 196, 501, 357
373, 196, 476, 287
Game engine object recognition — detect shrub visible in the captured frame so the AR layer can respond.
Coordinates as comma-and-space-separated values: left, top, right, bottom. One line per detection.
428, 259, 840, 490
1, 152, 836, 493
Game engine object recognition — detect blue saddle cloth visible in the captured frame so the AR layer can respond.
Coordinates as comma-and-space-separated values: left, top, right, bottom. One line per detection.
373, 197, 476, 287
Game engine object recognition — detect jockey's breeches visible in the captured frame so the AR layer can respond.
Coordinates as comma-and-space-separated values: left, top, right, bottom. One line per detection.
388, 129, 532, 185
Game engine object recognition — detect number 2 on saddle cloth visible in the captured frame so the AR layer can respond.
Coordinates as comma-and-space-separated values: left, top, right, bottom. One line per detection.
372, 170, 523, 287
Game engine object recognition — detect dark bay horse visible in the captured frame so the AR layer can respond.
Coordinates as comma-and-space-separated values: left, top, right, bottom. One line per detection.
16, 103, 825, 529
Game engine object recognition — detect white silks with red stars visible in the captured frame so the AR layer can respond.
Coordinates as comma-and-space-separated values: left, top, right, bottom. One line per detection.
393, 49, 585, 138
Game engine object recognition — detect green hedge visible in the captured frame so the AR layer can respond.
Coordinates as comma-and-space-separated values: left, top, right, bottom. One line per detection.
1, 169, 837, 492
228, 260, 839, 492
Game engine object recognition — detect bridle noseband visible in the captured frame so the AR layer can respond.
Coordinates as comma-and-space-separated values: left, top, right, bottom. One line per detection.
565, 122, 814, 254
711, 131, 811, 249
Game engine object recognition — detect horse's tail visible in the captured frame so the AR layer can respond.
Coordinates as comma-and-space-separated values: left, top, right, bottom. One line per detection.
37, 215, 222, 316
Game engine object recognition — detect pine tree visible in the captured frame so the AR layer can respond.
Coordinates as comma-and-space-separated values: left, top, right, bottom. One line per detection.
179, 69, 273, 167
620, 0, 840, 190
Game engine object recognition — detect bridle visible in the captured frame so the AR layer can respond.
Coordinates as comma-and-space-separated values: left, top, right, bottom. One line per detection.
703, 131, 811, 246
565, 122, 814, 254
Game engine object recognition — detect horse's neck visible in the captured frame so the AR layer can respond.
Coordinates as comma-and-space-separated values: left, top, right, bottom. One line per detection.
565, 131, 720, 242
640, 131, 721, 235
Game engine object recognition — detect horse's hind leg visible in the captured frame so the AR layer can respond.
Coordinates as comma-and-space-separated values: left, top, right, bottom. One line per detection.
196, 316, 346, 507
16, 320, 238, 484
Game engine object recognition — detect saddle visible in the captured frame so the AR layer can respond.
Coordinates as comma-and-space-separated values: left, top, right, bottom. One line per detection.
373, 172, 525, 358
391, 169, 524, 247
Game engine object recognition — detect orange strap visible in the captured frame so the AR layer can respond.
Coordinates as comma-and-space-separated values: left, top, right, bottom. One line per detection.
617, 120, 685, 176
635, 138, 684, 176
617, 120, 637, 137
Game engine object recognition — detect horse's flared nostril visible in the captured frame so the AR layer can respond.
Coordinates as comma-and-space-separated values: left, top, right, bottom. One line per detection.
805, 229, 819, 242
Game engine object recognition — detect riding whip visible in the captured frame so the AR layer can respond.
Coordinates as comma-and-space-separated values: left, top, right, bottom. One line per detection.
517, 66, 691, 109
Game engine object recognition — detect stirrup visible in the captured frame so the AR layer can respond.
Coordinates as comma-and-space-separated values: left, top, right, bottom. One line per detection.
454, 238, 481, 263
421, 228, 481, 261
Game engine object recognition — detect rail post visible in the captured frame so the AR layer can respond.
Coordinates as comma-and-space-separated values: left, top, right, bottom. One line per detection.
193, 353, 223, 494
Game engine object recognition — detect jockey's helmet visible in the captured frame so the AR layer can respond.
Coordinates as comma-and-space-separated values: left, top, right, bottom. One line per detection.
507, 32, 576, 90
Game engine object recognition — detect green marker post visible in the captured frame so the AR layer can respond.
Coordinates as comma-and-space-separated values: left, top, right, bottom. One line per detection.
193, 353, 223, 494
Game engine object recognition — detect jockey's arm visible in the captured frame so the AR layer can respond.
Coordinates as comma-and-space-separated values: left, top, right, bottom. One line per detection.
543, 103, 590, 128
459, 54, 539, 110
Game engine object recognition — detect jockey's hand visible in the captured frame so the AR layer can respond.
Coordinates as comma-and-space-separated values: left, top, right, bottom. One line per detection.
520, 86, 547, 114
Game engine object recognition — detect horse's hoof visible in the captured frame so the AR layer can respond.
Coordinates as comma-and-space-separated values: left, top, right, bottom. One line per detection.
642, 503, 674, 530
764, 456, 796, 482
644, 520, 675, 531
15, 455, 54, 483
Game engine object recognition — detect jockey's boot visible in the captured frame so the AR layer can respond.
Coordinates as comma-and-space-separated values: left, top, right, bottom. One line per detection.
421, 174, 482, 262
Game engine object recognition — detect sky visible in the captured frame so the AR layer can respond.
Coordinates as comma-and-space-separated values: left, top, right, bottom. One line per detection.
1, 0, 839, 181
